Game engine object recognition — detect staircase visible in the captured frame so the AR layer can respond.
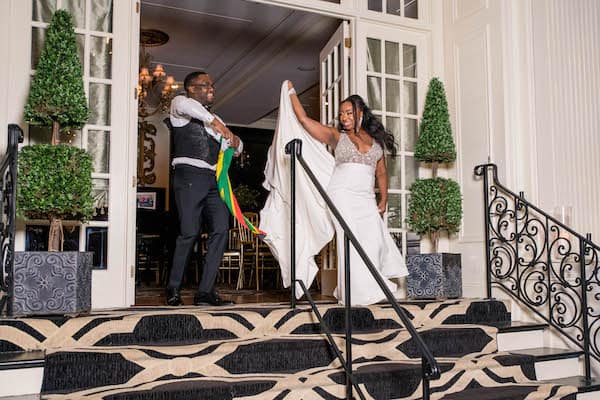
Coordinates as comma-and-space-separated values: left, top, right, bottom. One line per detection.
2, 298, 599, 399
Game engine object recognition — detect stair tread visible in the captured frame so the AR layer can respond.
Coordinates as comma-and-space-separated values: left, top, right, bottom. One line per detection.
509, 347, 583, 361
496, 321, 549, 332
0, 350, 45, 370
543, 375, 600, 393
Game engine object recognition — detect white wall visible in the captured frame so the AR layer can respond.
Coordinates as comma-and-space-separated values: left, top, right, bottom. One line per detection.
443, 0, 508, 297
142, 113, 171, 210
531, 0, 600, 239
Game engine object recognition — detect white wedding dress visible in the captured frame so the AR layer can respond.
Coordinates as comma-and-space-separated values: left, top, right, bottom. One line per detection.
260, 81, 408, 305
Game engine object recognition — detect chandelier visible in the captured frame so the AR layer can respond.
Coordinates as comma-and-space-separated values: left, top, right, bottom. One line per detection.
138, 29, 179, 118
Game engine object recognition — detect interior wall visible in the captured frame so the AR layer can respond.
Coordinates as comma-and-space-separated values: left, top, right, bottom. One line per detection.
141, 113, 171, 210
443, 0, 507, 297
531, 0, 600, 238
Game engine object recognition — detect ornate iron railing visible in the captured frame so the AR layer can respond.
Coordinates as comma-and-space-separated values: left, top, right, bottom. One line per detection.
0, 125, 23, 316
286, 139, 440, 400
475, 163, 600, 381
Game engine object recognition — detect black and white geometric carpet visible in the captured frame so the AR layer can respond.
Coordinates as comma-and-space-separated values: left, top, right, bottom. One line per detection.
0, 299, 578, 399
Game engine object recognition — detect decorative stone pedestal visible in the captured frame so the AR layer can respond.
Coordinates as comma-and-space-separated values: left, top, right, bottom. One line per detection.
11, 251, 93, 316
407, 253, 462, 299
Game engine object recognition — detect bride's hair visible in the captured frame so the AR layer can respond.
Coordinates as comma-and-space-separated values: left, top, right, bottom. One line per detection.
338, 95, 397, 156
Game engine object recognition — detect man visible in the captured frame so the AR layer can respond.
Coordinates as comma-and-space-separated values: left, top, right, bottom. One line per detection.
166, 71, 242, 306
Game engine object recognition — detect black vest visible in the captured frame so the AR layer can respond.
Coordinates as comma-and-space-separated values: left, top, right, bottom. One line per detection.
172, 118, 220, 165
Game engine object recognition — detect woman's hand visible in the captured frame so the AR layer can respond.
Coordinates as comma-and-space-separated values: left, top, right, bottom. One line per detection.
287, 80, 294, 91
377, 200, 387, 215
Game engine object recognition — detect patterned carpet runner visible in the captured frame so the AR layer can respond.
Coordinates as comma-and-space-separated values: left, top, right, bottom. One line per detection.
0, 299, 578, 399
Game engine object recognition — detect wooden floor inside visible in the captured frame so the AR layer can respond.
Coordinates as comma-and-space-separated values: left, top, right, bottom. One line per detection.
135, 285, 335, 306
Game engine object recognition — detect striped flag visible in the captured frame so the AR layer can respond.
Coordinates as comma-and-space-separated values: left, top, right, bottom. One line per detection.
216, 144, 265, 236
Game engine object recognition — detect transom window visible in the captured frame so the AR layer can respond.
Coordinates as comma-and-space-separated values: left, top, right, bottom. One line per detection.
367, 0, 419, 19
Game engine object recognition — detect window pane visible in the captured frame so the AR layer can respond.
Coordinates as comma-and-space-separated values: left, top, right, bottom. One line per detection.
89, 83, 111, 126
367, 76, 382, 111
403, 44, 417, 78
387, 0, 402, 16
405, 155, 418, 188
405, 0, 419, 19
28, 125, 82, 146
368, 0, 383, 12
385, 41, 400, 75
88, 130, 110, 173
76, 34, 85, 71
31, 27, 46, 70
407, 231, 420, 255
90, 36, 112, 79
61, 129, 83, 147
391, 232, 403, 251
91, 0, 113, 32
403, 81, 417, 115
32, 0, 56, 23
92, 178, 109, 221
367, 38, 381, 73
386, 156, 401, 189
403, 118, 418, 151
26, 225, 80, 251
63, 0, 86, 29
386, 78, 400, 113
387, 193, 402, 228
386, 116, 401, 152
86, 227, 108, 269
28, 125, 51, 144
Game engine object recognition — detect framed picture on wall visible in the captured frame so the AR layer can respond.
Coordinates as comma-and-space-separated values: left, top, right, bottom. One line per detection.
136, 187, 166, 212
136, 192, 156, 210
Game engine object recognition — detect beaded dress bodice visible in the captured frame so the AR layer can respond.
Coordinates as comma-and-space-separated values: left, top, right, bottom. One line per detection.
334, 133, 383, 167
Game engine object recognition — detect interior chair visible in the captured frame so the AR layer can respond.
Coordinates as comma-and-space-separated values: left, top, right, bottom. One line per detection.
220, 228, 245, 290
237, 212, 280, 291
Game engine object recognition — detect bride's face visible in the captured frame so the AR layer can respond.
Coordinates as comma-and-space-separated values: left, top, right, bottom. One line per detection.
339, 101, 363, 133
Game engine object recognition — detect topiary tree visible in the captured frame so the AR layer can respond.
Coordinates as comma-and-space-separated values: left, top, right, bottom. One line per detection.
24, 9, 89, 145
407, 78, 463, 252
17, 145, 94, 251
20, 10, 92, 252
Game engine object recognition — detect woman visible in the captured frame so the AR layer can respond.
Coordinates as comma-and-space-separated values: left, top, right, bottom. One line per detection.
287, 81, 408, 305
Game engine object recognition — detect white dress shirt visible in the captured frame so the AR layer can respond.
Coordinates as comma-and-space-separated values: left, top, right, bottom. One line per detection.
170, 95, 243, 171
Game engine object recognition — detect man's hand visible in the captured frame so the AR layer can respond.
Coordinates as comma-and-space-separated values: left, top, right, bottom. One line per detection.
211, 118, 233, 140
230, 135, 240, 149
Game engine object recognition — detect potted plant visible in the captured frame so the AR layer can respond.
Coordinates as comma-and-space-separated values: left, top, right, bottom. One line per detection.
406, 77, 463, 299
11, 10, 94, 316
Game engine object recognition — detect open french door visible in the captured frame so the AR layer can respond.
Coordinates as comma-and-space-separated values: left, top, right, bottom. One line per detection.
318, 20, 350, 295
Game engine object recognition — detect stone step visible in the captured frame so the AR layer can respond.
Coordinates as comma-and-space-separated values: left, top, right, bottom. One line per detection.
0, 351, 44, 398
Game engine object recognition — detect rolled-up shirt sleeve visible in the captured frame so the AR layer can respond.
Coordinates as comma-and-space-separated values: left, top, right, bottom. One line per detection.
171, 96, 215, 125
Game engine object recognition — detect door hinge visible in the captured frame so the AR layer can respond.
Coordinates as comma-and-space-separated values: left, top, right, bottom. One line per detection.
133, 176, 137, 188
134, 87, 138, 100
136, 2, 140, 13
344, 38, 352, 48
130, 265, 135, 278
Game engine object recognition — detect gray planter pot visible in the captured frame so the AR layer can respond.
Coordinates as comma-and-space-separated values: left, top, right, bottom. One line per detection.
11, 251, 93, 316
407, 253, 462, 299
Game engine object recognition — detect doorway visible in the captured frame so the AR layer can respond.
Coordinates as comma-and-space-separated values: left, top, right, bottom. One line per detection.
134, 0, 343, 305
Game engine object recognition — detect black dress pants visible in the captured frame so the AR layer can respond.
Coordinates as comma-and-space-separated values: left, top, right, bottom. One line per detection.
167, 165, 229, 293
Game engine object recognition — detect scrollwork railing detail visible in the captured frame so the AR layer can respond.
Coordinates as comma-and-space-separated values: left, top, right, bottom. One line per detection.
475, 163, 600, 381
0, 124, 23, 316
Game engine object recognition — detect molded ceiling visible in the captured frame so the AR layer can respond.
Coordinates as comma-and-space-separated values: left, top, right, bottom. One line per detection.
140, 0, 341, 126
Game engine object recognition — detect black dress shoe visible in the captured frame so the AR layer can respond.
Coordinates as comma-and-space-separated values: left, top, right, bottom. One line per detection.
193, 291, 234, 306
166, 287, 183, 306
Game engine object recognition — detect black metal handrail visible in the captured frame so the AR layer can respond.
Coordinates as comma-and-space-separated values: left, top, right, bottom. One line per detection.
475, 163, 600, 382
0, 125, 23, 316
286, 139, 440, 400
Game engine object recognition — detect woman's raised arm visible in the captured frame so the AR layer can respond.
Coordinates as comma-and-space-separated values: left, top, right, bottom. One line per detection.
287, 81, 339, 147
